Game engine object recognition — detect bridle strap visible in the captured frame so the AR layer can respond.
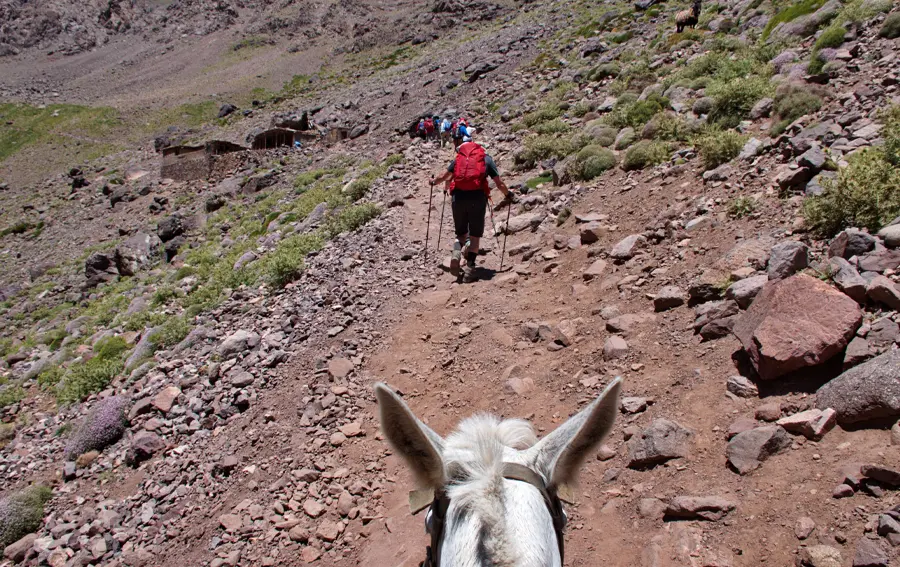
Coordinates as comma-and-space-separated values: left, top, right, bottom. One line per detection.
420, 463, 567, 567
500, 463, 567, 564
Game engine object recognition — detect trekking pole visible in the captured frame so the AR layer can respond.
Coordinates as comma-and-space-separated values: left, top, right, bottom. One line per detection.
436, 186, 447, 252
424, 177, 435, 265
499, 196, 513, 272
486, 198, 504, 259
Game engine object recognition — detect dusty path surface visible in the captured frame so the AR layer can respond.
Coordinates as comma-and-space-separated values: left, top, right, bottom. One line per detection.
288, 144, 898, 567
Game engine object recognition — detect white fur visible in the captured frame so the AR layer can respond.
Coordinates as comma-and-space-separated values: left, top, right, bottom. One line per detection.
374, 379, 622, 567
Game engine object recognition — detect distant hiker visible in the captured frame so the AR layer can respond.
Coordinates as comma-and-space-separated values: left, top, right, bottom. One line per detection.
675, 0, 701, 33
424, 117, 435, 141
431, 134, 516, 282
454, 119, 470, 149
433, 116, 441, 141
440, 117, 452, 147
418, 118, 426, 139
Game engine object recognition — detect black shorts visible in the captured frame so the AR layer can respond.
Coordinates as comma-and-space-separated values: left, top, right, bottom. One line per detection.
451, 191, 487, 239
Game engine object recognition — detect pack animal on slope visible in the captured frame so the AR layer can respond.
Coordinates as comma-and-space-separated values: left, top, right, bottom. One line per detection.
675, 0, 702, 33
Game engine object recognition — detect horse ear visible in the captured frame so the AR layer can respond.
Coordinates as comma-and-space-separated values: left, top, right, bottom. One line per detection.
526, 378, 621, 489
375, 383, 446, 489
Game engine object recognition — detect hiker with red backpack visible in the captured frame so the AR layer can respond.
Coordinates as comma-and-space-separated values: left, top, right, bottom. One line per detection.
431, 133, 516, 282
424, 117, 435, 141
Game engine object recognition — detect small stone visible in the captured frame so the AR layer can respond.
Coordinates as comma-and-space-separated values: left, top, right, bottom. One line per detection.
627, 418, 693, 468
799, 545, 843, 567
330, 432, 347, 446
776, 408, 837, 440
767, 241, 809, 281
755, 403, 782, 422
288, 525, 309, 542
152, 386, 181, 413
603, 336, 629, 360
621, 397, 649, 414
303, 499, 325, 518
664, 496, 736, 521
316, 520, 342, 542
833, 483, 855, 498
726, 375, 758, 398
327, 358, 355, 379
300, 547, 322, 563
219, 514, 242, 532
795, 516, 816, 540
653, 286, 686, 311
597, 445, 616, 461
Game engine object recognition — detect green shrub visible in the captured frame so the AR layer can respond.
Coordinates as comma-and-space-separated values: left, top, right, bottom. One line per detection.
514, 135, 580, 168
882, 105, 900, 167
0, 222, 35, 238
0, 386, 25, 409
0, 423, 15, 447
570, 145, 617, 180
264, 233, 325, 288
803, 149, 900, 237
623, 141, 669, 171
814, 24, 847, 49
522, 104, 563, 128
57, 357, 124, 404
384, 153, 404, 167
525, 173, 553, 189
534, 119, 571, 135
324, 203, 382, 238
694, 128, 746, 170
0, 485, 53, 547
707, 76, 774, 128
840, 0, 893, 24
571, 101, 594, 118
609, 61, 657, 96
642, 112, 686, 141
94, 336, 129, 359
880, 12, 900, 38
584, 121, 618, 147
605, 94, 670, 130
762, 0, 826, 39
588, 63, 621, 80
37, 365, 65, 390
772, 84, 825, 134
148, 317, 191, 350
728, 196, 757, 218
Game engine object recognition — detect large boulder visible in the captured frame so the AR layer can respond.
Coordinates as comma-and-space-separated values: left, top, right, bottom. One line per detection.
114, 233, 163, 276
828, 257, 867, 303
156, 214, 184, 242
610, 234, 647, 261
816, 349, 900, 426
84, 253, 118, 288
770, 0, 841, 38
827, 229, 877, 259
732, 274, 862, 380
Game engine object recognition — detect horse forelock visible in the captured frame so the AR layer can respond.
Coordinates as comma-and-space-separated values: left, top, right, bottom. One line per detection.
441, 415, 539, 566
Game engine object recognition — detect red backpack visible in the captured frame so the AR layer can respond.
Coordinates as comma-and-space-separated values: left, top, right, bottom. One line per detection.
451, 143, 489, 195
424, 118, 434, 133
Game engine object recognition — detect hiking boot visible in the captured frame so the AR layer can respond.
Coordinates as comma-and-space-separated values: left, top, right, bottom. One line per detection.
462, 263, 478, 283
450, 241, 461, 277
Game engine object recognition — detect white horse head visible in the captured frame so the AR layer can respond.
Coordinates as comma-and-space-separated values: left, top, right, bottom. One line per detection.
375, 378, 622, 567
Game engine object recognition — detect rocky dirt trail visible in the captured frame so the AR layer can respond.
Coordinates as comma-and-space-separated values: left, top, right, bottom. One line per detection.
3, 0, 900, 565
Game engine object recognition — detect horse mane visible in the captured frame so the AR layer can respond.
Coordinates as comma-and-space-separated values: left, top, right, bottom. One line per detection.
443, 414, 537, 566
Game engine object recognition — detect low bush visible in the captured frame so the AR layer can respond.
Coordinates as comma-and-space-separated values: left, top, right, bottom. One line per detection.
584, 121, 618, 147
514, 135, 580, 168
880, 12, 900, 38
64, 395, 128, 460
588, 63, 621, 81
728, 196, 757, 218
323, 203, 382, 238
605, 93, 670, 130
94, 336, 128, 359
569, 145, 617, 180
0, 485, 53, 547
623, 141, 669, 171
707, 75, 774, 128
525, 173, 553, 189
534, 119, 571, 135
264, 233, 325, 288
571, 101, 594, 118
148, 317, 191, 350
521, 104, 563, 128
694, 128, 746, 170
0, 386, 25, 409
771, 84, 825, 134
814, 24, 847, 50
762, 0, 826, 39
840, 0, 893, 24
56, 357, 124, 404
642, 112, 687, 141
